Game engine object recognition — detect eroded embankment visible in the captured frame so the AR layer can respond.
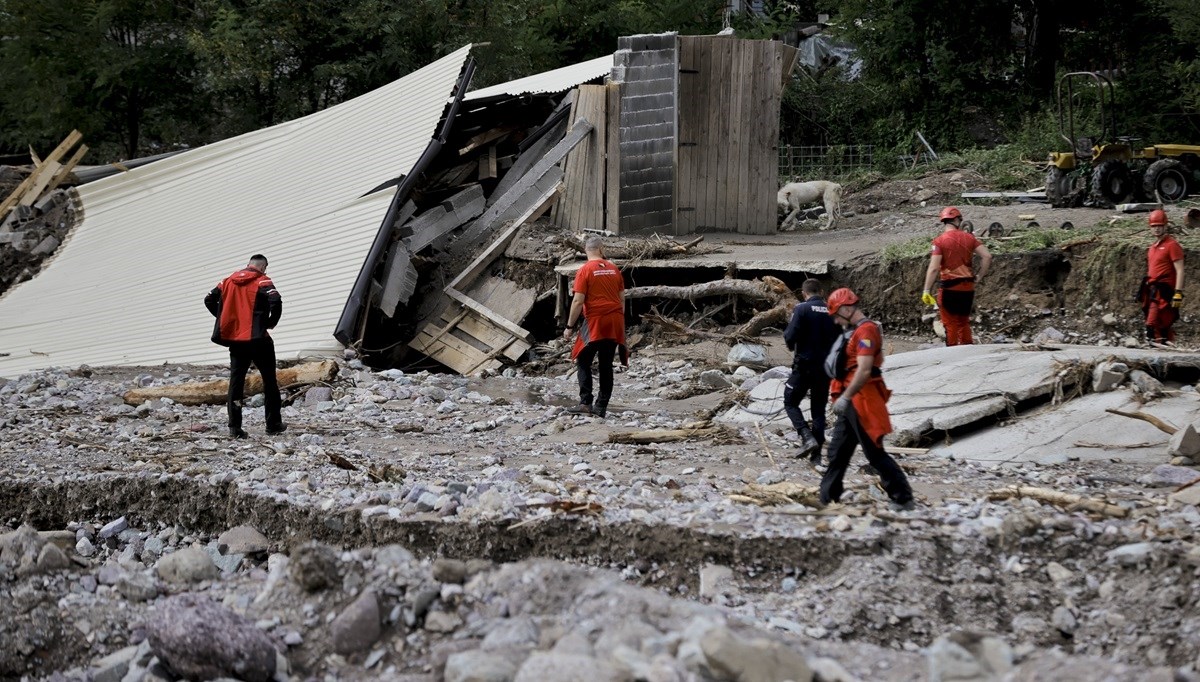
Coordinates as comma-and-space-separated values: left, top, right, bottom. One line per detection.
5, 473, 1200, 670
837, 242, 1197, 342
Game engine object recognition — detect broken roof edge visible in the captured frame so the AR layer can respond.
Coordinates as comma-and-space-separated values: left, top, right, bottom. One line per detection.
334, 54, 478, 347
463, 54, 614, 102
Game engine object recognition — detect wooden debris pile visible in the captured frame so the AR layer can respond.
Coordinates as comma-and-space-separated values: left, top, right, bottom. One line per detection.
0, 131, 89, 296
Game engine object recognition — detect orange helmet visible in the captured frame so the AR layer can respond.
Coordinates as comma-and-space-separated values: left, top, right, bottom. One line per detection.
827, 287, 859, 315
940, 206, 962, 222
1149, 209, 1168, 227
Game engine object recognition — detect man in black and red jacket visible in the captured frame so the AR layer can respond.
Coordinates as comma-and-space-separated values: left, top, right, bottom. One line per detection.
204, 254, 285, 438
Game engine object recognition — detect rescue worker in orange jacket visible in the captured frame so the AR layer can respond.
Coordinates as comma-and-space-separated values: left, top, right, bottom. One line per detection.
1138, 209, 1185, 344
819, 288, 914, 510
204, 254, 285, 439
922, 207, 992, 345
564, 236, 628, 418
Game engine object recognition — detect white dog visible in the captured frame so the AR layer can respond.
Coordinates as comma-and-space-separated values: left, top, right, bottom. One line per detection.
777, 181, 843, 230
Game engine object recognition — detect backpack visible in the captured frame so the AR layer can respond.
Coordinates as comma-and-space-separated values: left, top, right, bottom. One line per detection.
824, 319, 874, 381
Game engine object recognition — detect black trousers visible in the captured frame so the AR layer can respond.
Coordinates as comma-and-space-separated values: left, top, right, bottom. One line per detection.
783, 363, 829, 443
819, 403, 912, 505
228, 338, 282, 431
576, 339, 617, 408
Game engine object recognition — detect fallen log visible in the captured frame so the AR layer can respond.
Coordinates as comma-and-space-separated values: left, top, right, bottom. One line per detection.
987, 485, 1128, 518
123, 360, 338, 406
608, 426, 722, 444
1104, 407, 1177, 435
626, 278, 781, 302
729, 481, 822, 508
639, 276, 799, 342
557, 234, 705, 260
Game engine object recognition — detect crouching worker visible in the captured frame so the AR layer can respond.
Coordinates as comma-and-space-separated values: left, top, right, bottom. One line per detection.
819, 288, 914, 510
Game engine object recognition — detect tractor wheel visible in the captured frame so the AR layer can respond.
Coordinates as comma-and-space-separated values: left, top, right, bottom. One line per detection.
1090, 160, 1134, 207
1143, 158, 1190, 203
1045, 167, 1084, 208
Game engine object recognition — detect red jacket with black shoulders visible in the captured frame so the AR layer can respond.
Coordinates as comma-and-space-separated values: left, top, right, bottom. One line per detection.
204, 267, 282, 345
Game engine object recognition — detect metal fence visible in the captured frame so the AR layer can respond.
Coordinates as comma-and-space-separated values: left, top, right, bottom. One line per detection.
778, 144, 877, 181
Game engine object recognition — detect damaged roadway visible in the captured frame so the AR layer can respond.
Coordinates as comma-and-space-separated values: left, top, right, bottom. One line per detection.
3, 340, 1200, 681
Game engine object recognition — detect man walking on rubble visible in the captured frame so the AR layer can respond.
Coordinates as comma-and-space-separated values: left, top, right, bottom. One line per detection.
922, 206, 992, 346
563, 236, 628, 418
819, 288, 914, 510
1139, 209, 1185, 344
204, 254, 286, 439
783, 278, 839, 461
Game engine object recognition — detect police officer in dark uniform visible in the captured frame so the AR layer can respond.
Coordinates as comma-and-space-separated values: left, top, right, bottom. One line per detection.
782, 279, 840, 461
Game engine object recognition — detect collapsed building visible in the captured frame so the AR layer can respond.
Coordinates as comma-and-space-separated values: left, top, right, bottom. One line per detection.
0, 33, 799, 377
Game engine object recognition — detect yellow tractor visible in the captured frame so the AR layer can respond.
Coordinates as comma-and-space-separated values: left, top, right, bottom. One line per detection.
1045, 71, 1200, 208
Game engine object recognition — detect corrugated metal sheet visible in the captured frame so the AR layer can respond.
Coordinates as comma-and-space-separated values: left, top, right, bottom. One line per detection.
464, 54, 613, 101
0, 46, 472, 377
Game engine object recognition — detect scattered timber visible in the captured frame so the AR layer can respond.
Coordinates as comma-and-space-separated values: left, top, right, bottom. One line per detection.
638, 275, 799, 342
122, 360, 338, 406
987, 485, 1129, 518
558, 235, 707, 261
607, 422, 732, 444
1104, 408, 1178, 435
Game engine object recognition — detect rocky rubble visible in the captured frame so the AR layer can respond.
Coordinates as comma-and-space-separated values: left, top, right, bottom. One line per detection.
1, 355, 1199, 679
0, 187, 74, 296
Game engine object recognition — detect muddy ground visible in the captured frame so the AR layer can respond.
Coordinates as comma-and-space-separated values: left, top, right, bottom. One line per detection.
3, 171, 1200, 682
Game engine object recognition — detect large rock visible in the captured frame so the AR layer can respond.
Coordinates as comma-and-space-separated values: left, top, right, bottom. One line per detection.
700, 370, 733, 389
1091, 361, 1127, 392
156, 547, 218, 584
0, 524, 46, 575
699, 625, 813, 682
513, 653, 624, 682
927, 630, 1013, 682
217, 525, 270, 556
147, 594, 277, 682
445, 649, 521, 682
331, 589, 381, 655
1145, 463, 1200, 488
1168, 423, 1200, 458
289, 542, 340, 592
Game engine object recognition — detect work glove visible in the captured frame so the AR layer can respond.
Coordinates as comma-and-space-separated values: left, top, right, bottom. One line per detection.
921, 291, 937, 307
831, 395, 851, 417
1173, 291, 1184, 309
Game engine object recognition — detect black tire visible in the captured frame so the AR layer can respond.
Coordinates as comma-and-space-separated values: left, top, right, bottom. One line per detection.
1045, 166, 1084, 208
1090, 160, 1133, 207
1143, 158, 1190, 203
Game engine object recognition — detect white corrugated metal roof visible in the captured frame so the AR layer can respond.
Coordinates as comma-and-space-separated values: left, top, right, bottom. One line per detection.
0, 46, 472, 377
464, 54, 613, 101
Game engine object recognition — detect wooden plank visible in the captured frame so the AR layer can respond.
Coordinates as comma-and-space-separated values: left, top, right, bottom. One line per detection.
761, 42, 785, 234
552, 88, 582, 228
448, 180, 562, 292
19, 161, 63, 208
405, 184, 486, 253
378, 242, 417, 316
445, 289, 533, 342
491, 119, 566, 206
43, 144, 89, 200
727, 41, 749, 231
742, 41, 761, 234
459, 125, 517, 156
733, 41, 752, 232
450, 121, 590, 258
702, 38, 722, 231
681, 37, 700, 235
468, 276, 538, 324
0, 130, 83, 217
582, 85, 607, 231
454, 310, 524, 355
605, 81, 622, 235
780, 44, 800, 87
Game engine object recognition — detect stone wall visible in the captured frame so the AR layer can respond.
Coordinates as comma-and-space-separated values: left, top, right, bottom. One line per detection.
613, 33, 677, 234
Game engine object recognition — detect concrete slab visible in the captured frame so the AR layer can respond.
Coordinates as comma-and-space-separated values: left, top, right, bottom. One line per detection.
933, 390, 1200, 466
720, 344, 1200, 448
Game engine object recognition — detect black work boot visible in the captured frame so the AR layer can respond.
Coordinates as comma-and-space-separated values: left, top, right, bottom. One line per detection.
592, 401, 608, 419
229, 427, 249, 439
566, 403, 593, 416
797, 426, 820, 458
266, 423, 288, 435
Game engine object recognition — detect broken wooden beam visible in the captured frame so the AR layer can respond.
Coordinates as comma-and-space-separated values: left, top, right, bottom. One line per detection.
987, 485, 1128, 518
405, 184, 486, 253
122, 360, 338, 406
1105, 408, 1177, 435
625, 276, 778, 302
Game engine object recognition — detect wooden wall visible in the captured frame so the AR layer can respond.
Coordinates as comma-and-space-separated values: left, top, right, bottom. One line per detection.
553, 85, 608, 232
675, 36, 791, 235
